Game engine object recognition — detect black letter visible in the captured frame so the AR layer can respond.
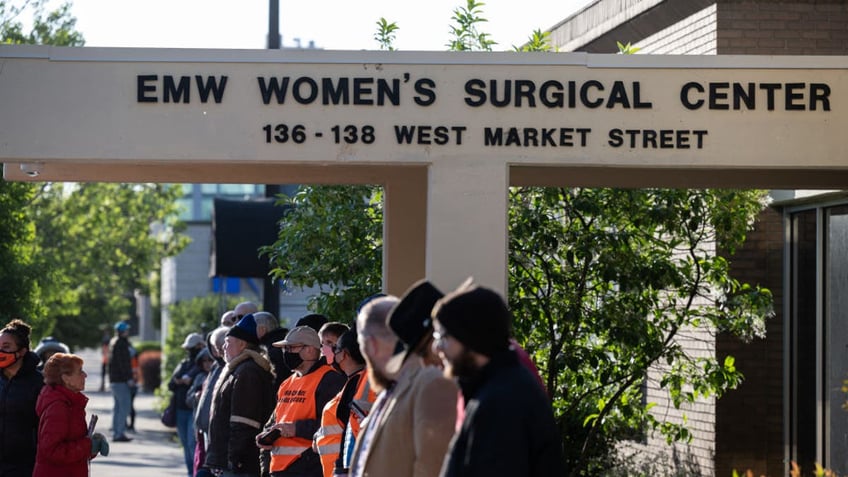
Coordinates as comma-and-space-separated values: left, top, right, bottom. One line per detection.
759, 83, 782, 111
580, 80, 604, 108
258, 77, 289, 104
322, 77, 349, 105
414, 78, 436, 106
195, 75, 228, 103
464, 79, 486, 107
484, 127, 503, 146
515, 80, 536, 107
608, 129, 623, 147
163, 75, 190, 103
293, 77, 319, 104
680, 82, 704, 110
810, 83, 831, 111
785, 83, 805, 111
137, 75, 157, 103
377, 78, 400, 106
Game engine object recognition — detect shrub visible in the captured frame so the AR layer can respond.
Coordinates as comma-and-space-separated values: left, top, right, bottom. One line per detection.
138, 350, 161, 392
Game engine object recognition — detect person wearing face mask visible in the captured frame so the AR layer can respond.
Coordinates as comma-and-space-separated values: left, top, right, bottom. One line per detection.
259, 326, 346, 477
312, 322, 349, 477
328, 329, 374, 477
0, 319, 44, 477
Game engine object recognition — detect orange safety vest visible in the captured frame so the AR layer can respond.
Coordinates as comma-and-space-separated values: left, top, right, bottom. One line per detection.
270, 365, 335, 473
341, 369, 378, 470
315, 394, 343, 477
348, 369, 376, 437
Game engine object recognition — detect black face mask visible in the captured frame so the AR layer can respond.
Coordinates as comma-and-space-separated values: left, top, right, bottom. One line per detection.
283, 351, 303, 371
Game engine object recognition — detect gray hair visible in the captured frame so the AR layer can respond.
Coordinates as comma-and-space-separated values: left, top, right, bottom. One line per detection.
356, 296, 399, 339
253, 311, 279, 331
210, 326, 229, 357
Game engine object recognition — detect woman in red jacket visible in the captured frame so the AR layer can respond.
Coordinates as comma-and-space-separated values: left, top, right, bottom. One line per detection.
33, 353, 109, 477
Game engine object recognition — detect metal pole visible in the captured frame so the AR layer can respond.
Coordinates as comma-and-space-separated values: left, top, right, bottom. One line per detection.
264, 0, 281, 316
268, 0, 281, 49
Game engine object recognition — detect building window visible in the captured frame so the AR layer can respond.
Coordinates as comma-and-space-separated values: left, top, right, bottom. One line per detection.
787, 203, 848, 474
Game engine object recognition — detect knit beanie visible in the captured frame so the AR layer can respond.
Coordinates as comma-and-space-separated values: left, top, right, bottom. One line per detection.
432, 281, 512, 357
226, 313, 259, 345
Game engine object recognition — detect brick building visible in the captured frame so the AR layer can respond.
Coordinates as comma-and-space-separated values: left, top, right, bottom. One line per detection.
548, 1, 848, 475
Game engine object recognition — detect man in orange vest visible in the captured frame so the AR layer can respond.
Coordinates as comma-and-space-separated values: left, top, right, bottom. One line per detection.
259, 326, 346, 477
324, 329, 375, 477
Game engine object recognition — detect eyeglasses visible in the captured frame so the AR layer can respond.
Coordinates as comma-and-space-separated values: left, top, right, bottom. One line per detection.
283, 345, 304, 353
331, 346, 344, 356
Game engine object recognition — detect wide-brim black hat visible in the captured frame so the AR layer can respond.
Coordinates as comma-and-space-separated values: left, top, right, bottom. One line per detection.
385, 279, 444, 374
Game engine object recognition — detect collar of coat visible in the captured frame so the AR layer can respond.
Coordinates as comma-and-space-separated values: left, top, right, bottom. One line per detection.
224, 349, 273, 375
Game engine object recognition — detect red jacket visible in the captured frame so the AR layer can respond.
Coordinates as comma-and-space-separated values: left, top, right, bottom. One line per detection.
33, 384, 93, 477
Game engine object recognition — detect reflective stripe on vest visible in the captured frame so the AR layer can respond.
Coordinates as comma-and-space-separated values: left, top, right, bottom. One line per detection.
269, 365, 336, 472
316, 394, 343, 477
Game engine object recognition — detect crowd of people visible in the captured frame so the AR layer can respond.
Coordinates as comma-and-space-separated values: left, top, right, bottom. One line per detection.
0, 277, 565, 477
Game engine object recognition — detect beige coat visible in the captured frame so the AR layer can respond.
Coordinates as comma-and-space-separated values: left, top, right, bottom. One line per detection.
349, 358, 458, 477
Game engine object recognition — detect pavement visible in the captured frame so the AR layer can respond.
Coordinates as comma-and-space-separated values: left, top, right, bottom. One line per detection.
77, 348, 190, 477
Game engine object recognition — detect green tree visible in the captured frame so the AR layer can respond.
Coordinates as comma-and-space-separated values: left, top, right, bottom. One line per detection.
263, 186, 383, 322
263, 4, 775, 475
1, 0, 84, 46
0, 181, 42, 325
508, 187, 772, 475
163, 295, 240, 376
374, 17, 398, 51
1, 0, 84, 332
31, 183, 188, 347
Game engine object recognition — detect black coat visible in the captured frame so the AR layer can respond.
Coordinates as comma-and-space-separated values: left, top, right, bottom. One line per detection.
440, 349, 565, 477
169, 355, 202, 411
0, 352, 44, 477
206, 349, 275, 475
108, 335, 133, 383
259, 327, 290, 391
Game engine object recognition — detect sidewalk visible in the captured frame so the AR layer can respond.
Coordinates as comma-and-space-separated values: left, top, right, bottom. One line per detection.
78, 348, 189, 477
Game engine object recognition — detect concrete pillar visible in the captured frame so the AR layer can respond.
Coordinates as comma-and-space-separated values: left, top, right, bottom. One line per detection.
383, 167, 428, 296
426, 159, 508, 296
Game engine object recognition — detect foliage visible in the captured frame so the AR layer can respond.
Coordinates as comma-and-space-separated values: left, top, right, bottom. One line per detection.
162, 294, 240, 378
447, 0, 495, 51
30, 183, 188, 348
1, 0, 84, 46
514, 28, 554, 52
374, 17, 398, 51
285, 5, 776, 476
1, 0, 82, 335
508, 188, 772, 475
617, 41, 642, 55
733, 461, 840, 477
0, 180, 43, 328
262, 186, 383, 323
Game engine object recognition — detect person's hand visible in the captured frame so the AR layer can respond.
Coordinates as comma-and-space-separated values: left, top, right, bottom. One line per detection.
91, 433, 110, 457
277, 422, 296, 437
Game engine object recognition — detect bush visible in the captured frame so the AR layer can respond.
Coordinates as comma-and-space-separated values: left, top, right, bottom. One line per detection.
134, 340, 161, 354
138, 350, 161, 392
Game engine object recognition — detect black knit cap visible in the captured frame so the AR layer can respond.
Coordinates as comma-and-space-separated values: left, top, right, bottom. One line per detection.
296, 313, 328, 333
226, 313, 260, 345
432, 279, 512, 357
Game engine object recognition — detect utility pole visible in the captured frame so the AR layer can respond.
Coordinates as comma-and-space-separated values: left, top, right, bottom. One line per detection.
264, 0, 281, 317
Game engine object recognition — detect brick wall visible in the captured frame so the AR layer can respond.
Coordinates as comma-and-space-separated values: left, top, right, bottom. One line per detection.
715, 206, 785, 477
635, 4, 718, 54
717, 0, 848, 55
